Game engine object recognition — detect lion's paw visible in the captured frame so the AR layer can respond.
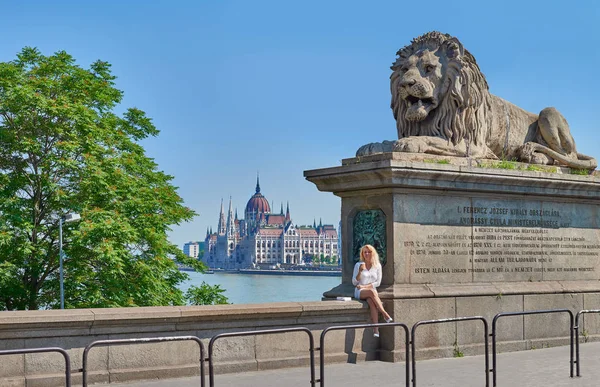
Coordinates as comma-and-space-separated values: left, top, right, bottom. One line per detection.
393, 137, 429, 153
356, 141, 395, 156
519, 142, 536, 162
519, 142, 553, 165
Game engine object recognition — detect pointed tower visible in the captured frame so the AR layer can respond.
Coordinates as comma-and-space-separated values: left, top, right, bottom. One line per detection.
226, 196, 235, 236
235, 209, 239, 221
206, 228, 210, 238
255, 173, 261, 194
285, 201, 291, 223
280, 203, 284, 215
313, 219, 317, 229
217, 199, 226, 235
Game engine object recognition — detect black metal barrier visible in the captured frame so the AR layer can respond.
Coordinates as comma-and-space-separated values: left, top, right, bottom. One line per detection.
574, 309, 600, 377
82, 336, 205, 387
411, 316, 489, 387
208, 327, 316, 387
0, 347, 72, 387
491, 309, 574, 387
319, 322, 410, 387
4, 308, 596, 386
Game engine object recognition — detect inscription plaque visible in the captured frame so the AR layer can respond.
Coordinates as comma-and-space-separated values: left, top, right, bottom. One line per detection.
396, 195, 600, 284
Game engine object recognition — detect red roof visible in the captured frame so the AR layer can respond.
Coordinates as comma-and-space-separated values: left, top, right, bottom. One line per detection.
266, 215, 285, 225
324, 230, 337, 238
299, 229, 318, 237
257, 228, 283, 237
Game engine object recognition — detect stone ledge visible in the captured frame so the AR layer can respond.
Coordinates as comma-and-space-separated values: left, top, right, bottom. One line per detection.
340, 152, 595, 176
0, 302, 366, 332
0, 309, 96, 330
378, 281, 600, 299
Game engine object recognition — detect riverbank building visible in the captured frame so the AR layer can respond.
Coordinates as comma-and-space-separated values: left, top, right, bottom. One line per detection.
201, 177, 339, 270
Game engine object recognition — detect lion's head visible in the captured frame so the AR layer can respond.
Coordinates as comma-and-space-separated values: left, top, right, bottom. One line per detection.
391, 31, 491, 146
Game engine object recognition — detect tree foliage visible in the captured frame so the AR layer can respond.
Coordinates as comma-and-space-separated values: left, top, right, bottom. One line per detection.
185, 282, 229, 305
308, 254, 338, 266
0, 47, 206, 310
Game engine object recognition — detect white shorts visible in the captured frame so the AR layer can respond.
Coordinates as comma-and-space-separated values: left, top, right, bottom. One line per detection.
354, 286, 377, 300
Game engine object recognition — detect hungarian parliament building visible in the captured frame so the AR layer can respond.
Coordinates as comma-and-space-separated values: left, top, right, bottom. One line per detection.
199, 177, 340, 270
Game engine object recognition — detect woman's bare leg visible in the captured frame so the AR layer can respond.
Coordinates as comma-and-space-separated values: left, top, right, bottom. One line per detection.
366, 298, 379, 334
361, 289, 391, 320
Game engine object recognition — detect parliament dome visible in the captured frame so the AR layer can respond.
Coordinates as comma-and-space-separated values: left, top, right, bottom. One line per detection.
245, 176, 271, 215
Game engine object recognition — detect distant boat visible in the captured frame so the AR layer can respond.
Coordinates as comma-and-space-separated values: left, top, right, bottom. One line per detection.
205, 270, 215, 274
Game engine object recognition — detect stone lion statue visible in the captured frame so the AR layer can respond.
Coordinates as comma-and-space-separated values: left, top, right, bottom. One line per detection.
357, 31, 597, 170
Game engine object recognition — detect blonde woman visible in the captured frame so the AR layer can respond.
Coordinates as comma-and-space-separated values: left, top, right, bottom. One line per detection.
352, 244, 393, 337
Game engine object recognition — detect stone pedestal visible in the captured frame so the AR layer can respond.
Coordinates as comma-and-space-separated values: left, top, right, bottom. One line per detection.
305, 153, 600, 361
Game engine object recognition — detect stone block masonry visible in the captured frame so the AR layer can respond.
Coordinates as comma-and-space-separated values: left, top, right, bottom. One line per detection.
305, 152, 600, 361
0, 302, 372, 386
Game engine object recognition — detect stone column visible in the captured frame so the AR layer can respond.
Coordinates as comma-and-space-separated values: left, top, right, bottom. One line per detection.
305, 152, 600, 361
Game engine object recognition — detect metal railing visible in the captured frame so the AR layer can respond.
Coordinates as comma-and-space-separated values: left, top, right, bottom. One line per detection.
208, 327, 316, 387
4, 308, 598, 386
319, 322, 410, 387
491, 309, 574, 387
0, 347, 71, 387
574, 309, 600, 377
411, 316, 489, 387
81, 336, 205, 387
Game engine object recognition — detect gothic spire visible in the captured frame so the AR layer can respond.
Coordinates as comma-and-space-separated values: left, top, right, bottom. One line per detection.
255, 172, 261, 194
226, 196, 235, 235
313, 219, 316, 229
235, 208, 238, 221
285, 201, 291, 222
218, 198, 226, 235
280, 202, 284, 215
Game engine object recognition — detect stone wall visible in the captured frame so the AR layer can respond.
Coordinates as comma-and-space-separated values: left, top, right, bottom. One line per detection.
0, 302, 375, 386
2, 297, 600, 386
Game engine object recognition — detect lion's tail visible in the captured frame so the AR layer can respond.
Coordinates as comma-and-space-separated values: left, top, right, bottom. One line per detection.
526, 143, 598, 170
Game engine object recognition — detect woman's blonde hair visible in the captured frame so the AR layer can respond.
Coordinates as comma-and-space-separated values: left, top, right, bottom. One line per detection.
359, 244, 381, 267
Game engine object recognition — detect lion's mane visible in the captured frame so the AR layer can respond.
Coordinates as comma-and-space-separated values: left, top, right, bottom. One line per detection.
390, 32, 492, 149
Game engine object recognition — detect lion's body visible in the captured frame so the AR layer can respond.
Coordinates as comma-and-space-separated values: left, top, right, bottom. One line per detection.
357, 31, 597, 170
483, 96, 538, 159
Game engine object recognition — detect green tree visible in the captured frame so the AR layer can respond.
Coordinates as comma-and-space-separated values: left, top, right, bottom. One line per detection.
0, 47, 207, 310
185, 282, 229, 305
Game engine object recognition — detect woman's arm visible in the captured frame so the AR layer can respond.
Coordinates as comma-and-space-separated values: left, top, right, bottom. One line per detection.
351, 262, 360, 286
372, 265, 382, 288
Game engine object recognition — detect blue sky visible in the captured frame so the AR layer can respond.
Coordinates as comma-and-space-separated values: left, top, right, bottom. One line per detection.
2, 1, 599, 249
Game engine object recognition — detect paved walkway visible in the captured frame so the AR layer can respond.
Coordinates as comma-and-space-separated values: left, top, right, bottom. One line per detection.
111, 342, 600, 386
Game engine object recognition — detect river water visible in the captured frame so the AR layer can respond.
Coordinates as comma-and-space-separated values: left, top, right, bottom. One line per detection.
179, 271, 341, 304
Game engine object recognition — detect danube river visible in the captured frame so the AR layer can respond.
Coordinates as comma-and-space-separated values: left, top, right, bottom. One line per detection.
179, 271, 341, 304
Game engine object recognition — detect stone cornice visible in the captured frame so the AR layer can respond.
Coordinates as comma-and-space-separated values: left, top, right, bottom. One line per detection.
304, 153, 600, 200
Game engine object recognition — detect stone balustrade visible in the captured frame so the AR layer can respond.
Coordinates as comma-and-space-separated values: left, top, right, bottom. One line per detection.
0, 301, 372, 386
